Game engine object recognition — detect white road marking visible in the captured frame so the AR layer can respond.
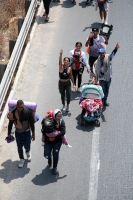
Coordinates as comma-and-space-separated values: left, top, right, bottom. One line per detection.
88, 6, 110, 199
88, 127, 100, 200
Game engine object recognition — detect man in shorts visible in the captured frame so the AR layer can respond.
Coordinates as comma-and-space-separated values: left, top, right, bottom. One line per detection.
85, 28, 108, 74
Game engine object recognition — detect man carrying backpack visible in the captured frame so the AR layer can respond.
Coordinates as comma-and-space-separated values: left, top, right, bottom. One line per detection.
7, 100, 35, 168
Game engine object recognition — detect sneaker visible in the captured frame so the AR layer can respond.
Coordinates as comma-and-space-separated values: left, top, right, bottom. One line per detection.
104, 101, 109, 106
52, 167, 58, 175
18, 159, 25, 168
66, 105, 70, 112
77, 88, 81, 92
104, 20, 108, 24
26, 151, 31, 161
45, 17, 49, 22
72, 86, 76, 92
61, 105, 66, 111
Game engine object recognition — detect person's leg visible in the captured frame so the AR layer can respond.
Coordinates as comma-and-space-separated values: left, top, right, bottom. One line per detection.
103, 10, 107, 22
23, 130, 31, 161
104, 78, 111, 104
15, 132, 24, 159
43, 0, 51, 21
77, 72, 82, 89
44, 142, 53, 166
72, 69, 77, 87
99, 80, 106, 103
59, 81, 65, 109
52, 141, 62, 174
65, 80, 71, 111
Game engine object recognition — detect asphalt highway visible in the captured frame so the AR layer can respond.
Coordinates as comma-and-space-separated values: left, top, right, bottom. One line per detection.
0, 0, 133, 200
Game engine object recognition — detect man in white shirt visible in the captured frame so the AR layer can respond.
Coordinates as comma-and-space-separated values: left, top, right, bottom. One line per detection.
85, 28, 108, 73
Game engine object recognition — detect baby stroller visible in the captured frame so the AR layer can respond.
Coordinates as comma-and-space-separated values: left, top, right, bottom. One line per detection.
79, 83, 104, 126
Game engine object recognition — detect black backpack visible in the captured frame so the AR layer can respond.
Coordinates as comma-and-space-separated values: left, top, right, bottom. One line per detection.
42, 117, 55, 134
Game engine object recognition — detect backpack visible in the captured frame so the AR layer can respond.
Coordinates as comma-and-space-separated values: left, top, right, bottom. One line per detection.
42, 117, 55, 134
97, 0, 106, 4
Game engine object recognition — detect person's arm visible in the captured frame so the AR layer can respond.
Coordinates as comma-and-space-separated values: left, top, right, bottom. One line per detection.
110, 43, 120, 61
8, 120, 14, 137
69, 50, 74, 63
29, 111, 35, 141
55, 119, 66, 138
82, 52, 90, 72
59, 49, 63, 72
102, 35, 108, 45
85, 33, 94, 47
69, 67, 76, 86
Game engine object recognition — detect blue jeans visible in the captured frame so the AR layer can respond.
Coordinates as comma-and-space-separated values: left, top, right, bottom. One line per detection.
15, 130, 31, 159
44, 141, 62, 168
100, 78, 111, 103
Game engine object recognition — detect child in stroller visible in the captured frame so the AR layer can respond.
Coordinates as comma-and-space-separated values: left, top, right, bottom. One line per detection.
41, 109, 72, 147
79, 83, 104, 126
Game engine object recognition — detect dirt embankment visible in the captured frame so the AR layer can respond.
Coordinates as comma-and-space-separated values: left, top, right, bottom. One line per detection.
0, 0, 25, 64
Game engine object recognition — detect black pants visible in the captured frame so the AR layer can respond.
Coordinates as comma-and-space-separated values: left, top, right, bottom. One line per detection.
15, 130, 31, 159
43, 0, 51, 15
44, 141, 62, 168
72, 69, 82, 88
59, 80, 71, 105
89, 56, 98, 72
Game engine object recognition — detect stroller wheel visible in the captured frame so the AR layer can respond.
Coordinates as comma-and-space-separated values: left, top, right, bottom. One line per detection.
80, 117, 86, 126
95, 120, 100, 127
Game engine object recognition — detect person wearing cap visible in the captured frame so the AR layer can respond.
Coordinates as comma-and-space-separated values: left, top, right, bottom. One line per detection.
69, 42, 90, 92
41, 109, 66, 175
85, 28, 108, 75
92, 43, 120, 106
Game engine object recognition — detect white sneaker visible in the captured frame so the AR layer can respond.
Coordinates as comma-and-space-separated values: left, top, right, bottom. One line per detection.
66, 105, 70, 112
18, 159, 25, 168
61, 105, 66, 111
72, 86, 76, 92
26, 151, 31, 161
104, 20, 108, 24
45, 17, 49, 22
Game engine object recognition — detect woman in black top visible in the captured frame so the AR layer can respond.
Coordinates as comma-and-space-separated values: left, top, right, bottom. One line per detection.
42, 109, 66, 175
59, 50, 75, 112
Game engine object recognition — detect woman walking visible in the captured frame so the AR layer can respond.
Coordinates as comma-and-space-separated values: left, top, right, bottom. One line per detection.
42, 109, 66, 175
59, 50, 75, 112
43, 0, 51, 22
69, 42, 90, 92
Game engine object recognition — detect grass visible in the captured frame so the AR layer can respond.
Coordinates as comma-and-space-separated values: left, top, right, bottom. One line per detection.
0, 0, 25, 61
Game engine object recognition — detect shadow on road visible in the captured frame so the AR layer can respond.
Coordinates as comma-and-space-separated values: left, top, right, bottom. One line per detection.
75, 114, 95, 132
79, 1, 94, 8
83, 22, 100, 32
0, 159, 30, 184
32, 166, 67, 186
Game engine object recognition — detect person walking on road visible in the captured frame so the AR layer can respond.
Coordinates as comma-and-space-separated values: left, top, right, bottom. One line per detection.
96, 0, 108, 24
7, 100, 35, 168
85, 28, 108, 74
42, 109, 66, 175
43, 0, 51, 22
59, 50, 75, 112
69, 42, 90, 92
92, 43, 120, 106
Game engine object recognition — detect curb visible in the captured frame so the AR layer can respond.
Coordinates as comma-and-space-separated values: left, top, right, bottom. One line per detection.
0, 2, 43, 136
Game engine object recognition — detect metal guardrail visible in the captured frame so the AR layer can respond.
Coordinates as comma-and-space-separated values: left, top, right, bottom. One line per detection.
0, 0, 38, 111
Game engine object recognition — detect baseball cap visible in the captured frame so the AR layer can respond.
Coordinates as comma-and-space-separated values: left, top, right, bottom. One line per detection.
99, 48, 106, 53
92, 28, 99, 32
